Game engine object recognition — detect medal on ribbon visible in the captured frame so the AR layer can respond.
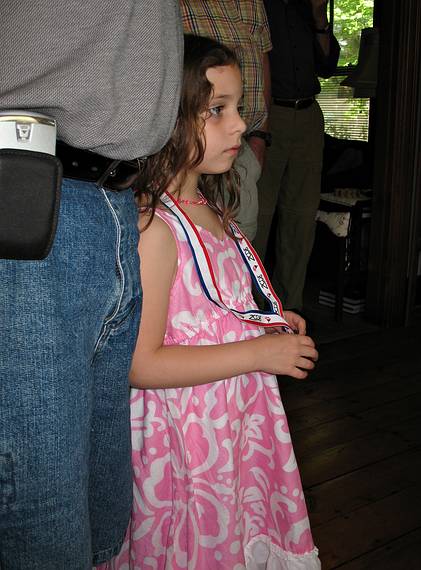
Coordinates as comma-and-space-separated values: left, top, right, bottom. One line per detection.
161, 191, 293, 333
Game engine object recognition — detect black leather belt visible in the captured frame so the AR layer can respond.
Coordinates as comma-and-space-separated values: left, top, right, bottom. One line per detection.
273, 97, 315, 110
56, 141, 142, 191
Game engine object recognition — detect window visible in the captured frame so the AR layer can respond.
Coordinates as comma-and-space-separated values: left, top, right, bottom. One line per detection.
316, 0, 375, 141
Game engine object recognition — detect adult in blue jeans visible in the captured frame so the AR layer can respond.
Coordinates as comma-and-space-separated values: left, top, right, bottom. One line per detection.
0, 1, 182, 568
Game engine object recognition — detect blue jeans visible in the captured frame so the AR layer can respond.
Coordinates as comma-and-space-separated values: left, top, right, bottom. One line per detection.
0, 179, 141, 569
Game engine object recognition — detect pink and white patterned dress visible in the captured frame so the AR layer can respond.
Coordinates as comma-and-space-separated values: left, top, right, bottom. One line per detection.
99, 209, 320, 570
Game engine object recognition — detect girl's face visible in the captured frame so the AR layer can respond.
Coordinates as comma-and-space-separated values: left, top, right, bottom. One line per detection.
194, 64, 246, 176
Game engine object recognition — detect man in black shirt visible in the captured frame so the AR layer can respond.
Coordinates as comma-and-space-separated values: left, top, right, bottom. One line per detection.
254, 0, 340, 312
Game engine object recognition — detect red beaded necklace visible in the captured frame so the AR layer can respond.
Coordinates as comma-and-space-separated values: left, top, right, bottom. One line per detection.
178, 190, 208, 206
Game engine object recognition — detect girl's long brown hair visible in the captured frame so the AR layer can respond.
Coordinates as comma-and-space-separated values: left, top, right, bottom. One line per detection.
135, 34, 241, 233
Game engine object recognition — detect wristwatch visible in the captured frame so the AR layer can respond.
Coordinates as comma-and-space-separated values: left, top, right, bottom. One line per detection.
247, 130, 272, 147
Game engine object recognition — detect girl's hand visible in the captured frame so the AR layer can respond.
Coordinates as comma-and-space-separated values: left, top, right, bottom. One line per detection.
254, 333, 318, 380
283, 310, 306, 335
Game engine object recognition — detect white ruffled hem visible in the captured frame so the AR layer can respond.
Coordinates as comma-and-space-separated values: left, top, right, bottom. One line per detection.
245, 536, 321, 570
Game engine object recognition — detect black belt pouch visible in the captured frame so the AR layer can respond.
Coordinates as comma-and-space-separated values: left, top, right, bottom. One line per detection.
0, 149, 62, 260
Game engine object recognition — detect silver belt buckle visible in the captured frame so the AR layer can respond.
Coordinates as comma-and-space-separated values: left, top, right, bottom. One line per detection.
0, 110, 57, 156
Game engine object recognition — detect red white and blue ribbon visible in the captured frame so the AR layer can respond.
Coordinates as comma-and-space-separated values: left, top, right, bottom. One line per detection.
161, 191, 293, 332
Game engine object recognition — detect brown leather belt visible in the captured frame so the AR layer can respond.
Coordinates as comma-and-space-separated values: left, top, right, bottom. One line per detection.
273, 97, 315, 110
56, 141, 142, 191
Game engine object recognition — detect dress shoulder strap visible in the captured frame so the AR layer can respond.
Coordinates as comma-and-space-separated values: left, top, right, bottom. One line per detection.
154, 207, 182, 233
153, 207, 192, 265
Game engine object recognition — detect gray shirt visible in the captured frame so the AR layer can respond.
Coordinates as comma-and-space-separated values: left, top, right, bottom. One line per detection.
0, 1, 183, 160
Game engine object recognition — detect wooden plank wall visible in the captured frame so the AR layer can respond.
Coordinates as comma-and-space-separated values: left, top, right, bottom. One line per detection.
279, 324, 421, 569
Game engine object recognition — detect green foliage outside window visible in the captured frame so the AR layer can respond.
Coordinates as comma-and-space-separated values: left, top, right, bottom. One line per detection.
333, 0, 375, 67
317, 0, 374, 141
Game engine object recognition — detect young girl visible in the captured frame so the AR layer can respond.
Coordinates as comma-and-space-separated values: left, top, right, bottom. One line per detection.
102, 35, 320, 569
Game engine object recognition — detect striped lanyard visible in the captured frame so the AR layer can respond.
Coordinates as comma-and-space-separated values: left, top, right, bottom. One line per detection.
160, 191, 293, 333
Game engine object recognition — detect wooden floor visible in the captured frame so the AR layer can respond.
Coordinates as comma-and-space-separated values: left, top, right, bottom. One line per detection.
278, 321, 421, 569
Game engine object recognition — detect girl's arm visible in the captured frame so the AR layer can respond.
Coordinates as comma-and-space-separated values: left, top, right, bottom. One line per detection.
129, 214, 318, 389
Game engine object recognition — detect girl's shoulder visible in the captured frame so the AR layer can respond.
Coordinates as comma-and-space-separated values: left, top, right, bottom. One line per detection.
138, 209, 177, 255
153, 205, 180, 226
139, 206, 178, 233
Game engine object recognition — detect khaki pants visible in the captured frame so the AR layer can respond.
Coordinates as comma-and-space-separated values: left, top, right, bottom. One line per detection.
231, 139, 262, 241
254, 101, 324, 310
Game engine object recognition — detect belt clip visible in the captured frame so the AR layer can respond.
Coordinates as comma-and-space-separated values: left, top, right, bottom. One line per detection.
0, 111, 57, 156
